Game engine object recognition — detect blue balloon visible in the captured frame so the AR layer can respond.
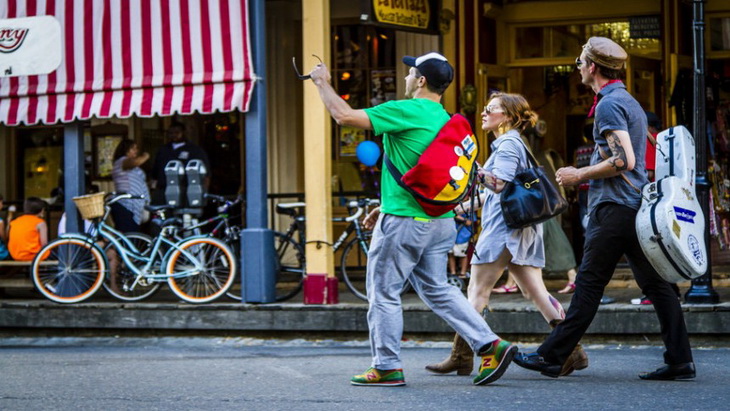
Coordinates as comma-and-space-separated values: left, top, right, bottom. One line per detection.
356, 141, 381, 167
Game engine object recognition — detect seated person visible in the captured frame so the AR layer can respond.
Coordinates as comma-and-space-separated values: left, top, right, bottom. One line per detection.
8, 197, 49, 261
0, 194, 15, 260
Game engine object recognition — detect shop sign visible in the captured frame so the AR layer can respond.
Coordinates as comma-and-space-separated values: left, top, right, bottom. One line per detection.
372, 0, 430, 30
0, 16, 62, 77
629, 15, 661, 39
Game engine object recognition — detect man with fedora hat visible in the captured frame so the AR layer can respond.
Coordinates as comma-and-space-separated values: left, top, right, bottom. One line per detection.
513, 37, 695, 380
308, 52, 517, 387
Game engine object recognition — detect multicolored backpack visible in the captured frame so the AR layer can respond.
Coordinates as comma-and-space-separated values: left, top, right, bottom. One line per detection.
383, 114, 479, 216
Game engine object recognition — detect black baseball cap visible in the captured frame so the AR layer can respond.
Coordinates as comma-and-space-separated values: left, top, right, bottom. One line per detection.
402, 52, 454, 90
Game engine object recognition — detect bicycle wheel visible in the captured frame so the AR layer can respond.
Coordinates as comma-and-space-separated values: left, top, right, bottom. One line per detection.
31, 237, 106, 303
446, 274, 466, 291
273, 231, 305, 302
340, 234, 410, 301
224, 237, 242, 301
166, 237, 236, 303
102, 232, 163, 301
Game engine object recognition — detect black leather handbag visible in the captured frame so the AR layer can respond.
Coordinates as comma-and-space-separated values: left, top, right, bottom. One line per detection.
499, 137, 568, 229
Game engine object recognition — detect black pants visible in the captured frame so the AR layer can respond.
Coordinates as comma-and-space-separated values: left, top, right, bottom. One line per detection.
110, 203, 140, 233
538, 202, 693, 366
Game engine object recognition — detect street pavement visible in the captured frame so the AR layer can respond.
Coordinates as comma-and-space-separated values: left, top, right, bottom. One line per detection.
0, 337, 728, 410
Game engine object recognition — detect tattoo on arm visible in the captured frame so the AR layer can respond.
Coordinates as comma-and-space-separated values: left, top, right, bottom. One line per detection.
606, 131, 628, 172
479, 170, 498, 191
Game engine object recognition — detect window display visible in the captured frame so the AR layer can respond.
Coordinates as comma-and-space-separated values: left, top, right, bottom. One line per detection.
332, 25, 396, 195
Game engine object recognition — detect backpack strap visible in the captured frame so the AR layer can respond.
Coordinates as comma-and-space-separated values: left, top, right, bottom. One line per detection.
383, 153, 409, 191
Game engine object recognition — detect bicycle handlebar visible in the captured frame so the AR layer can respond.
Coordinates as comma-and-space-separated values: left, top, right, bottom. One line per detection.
275, 198, 378, 223
343, 198, 379, 222
204, 193, 244, 214
204, 193, 226, 202
345, 207, 363, 222
106, 192, 145, 206
346, 198, 379, 209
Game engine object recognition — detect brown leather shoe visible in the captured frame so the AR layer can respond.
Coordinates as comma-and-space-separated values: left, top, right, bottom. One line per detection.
560, 343, 589, 376
425, 334, 474, 375
548, 319, 589, 377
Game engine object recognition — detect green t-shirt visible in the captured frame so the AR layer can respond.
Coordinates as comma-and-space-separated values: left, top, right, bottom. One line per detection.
364, 98, 452, 219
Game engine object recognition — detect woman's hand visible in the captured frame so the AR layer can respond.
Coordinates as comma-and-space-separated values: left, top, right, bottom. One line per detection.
455, 202, 470, 214
362, 206, 381, 231
478, 169, 505, 193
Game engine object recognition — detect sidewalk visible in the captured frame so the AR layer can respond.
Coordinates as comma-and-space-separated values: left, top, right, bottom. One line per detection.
1, 271, 728, 337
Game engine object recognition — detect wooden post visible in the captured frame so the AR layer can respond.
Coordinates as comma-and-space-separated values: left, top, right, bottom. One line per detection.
242, 0, 276, 303
63, 123, 84, 234
301, 0, 336, 304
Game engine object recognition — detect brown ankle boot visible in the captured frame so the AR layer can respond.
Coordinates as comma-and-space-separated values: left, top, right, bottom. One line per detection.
549, 319, 590, 376
560, 343, 589, 376
425, 334, 474, 375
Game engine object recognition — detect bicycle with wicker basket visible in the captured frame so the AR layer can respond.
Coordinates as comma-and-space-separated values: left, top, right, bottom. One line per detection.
30, 192, 237, 304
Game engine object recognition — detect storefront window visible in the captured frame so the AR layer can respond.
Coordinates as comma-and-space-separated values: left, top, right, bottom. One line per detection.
333, 25, 396, 110
513, 21, 660, 63
332, 25, 396, 196
336, 69, 367, 110
515, 27, 545, 59
709, 17, 730, 53
16, 127, 65, 200
587, 21, 660, 55
515, 25, 583, 60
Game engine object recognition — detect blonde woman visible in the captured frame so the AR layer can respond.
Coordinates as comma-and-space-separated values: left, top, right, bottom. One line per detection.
426, 93, 588, 377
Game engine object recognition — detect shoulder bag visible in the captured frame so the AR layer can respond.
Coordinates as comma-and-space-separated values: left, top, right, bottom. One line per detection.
499, 136, 568, 229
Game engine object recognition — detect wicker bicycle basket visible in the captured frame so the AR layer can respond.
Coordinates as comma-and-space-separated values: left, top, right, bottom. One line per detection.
72, 192, 106, 220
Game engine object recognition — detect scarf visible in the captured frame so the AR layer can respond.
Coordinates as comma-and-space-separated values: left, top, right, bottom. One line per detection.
588, 80, 622, 118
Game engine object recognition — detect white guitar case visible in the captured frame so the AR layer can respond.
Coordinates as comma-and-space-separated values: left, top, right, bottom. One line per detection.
636, 126, 708, 283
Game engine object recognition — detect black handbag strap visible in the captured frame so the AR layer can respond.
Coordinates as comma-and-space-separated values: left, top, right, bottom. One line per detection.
501, 134, 540, 170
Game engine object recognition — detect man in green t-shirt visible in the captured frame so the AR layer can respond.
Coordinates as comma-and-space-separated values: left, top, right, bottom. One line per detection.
309, 52, 516, 387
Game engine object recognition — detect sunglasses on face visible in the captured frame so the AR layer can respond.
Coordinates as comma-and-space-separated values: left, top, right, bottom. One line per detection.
483, 105, 504, 114
575, 57, 584, 69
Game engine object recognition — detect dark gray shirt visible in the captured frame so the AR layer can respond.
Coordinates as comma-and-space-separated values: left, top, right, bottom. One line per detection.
588, 82, 649, 214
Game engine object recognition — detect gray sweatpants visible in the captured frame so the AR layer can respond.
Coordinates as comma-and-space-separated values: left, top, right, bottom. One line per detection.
366, 214, 499, 370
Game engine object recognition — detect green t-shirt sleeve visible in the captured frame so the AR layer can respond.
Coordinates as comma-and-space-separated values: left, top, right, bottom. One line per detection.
364, 101, 405, 136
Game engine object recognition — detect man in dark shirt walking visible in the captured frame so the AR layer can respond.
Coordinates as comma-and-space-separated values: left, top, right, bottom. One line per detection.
513, 37, 695, 381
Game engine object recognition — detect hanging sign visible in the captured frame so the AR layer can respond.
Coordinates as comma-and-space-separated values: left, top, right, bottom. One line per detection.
0, 16, 62, 77
629, 15, 661, 39
372, 0, 431, 30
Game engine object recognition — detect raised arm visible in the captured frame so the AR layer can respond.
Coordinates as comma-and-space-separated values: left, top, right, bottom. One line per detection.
122, 152, 150, 170
556, 129, 635, 186
309, 63, 372, 130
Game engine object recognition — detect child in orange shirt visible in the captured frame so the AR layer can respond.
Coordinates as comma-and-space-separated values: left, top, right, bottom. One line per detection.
8, 197, 48, 261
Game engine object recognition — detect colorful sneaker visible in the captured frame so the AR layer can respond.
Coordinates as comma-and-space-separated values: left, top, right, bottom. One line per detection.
473, 339, 517, 385
350, 367, 405, 386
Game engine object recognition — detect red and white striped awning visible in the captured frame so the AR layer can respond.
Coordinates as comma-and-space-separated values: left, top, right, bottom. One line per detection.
0, 0, 254, 126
